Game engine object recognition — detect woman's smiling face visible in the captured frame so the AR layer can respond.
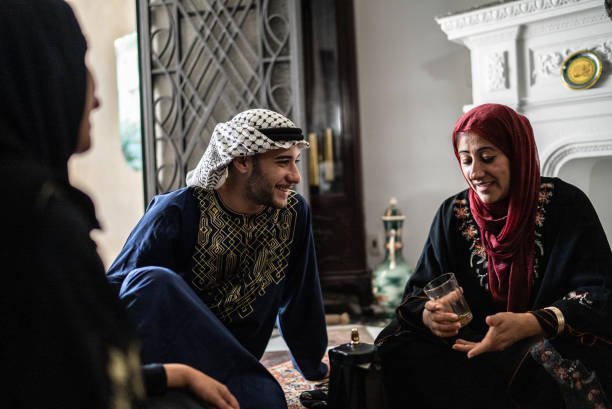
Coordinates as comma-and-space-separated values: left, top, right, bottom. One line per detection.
456, 131, 511, 204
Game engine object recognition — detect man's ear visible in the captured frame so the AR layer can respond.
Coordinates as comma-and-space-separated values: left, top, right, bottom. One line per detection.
231, 155, 251, 174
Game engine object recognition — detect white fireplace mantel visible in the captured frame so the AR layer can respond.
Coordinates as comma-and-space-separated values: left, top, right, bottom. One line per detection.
437, 0, 606, 41
436, 0, 612, 111
436, 0, 612, 238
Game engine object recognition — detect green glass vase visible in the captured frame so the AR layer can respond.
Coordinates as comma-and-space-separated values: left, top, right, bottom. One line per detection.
372, 198, 414, 317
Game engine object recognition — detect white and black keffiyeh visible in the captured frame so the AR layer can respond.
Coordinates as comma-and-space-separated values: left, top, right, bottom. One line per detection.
186, 109, 309, 189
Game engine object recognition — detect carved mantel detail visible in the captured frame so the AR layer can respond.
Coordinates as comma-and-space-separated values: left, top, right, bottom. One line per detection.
526, 10, 609, 35
532, 40, 612, 84
437, 0, 588, 36
542, 140, 612, 176
488, 51, 508, 91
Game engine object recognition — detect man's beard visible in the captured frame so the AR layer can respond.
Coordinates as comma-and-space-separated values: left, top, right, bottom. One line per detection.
245, 162, 285, 209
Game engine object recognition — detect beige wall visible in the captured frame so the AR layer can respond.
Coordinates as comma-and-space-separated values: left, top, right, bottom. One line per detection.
67, 0, 143, 268
354, 0, 492, 269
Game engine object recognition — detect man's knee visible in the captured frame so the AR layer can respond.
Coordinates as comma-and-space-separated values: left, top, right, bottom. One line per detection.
231, 375, 287, 409
121, 267, 185, 296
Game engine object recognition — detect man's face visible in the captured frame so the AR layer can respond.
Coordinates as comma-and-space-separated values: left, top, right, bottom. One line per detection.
245, 145, 302, 208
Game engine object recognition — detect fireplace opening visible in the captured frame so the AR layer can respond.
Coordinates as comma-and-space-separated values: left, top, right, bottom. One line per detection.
557, 156, 612, 243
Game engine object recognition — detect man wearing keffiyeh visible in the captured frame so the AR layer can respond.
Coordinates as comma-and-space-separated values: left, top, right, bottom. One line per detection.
107, 109, 328, 409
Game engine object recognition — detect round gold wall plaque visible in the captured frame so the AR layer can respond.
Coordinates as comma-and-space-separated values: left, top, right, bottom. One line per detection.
561, 50, 603, 90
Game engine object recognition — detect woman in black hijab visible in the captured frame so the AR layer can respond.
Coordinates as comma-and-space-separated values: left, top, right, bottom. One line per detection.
0, 1, 238, 408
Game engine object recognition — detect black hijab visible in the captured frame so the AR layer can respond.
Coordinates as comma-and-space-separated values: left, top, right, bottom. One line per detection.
0, 0, 87, 183
0, 3, 148, 407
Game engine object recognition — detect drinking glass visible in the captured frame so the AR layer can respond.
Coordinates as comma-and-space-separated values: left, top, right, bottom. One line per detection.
423, 272, 473, 326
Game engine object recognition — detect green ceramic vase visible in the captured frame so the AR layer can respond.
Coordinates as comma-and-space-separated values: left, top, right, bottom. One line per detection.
372, 198, 414, 317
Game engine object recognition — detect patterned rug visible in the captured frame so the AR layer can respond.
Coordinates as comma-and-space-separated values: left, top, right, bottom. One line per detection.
262, 325, 375, 409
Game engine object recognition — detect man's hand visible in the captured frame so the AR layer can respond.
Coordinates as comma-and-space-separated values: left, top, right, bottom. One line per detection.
452, 312, 544, 358
164, 363, 240, 409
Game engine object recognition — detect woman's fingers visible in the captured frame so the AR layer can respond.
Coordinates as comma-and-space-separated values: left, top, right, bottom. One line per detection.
429, 312, 461, 337
423, 300, 461, 337
452, 338, 475, 352
424, 300, 441, 312
434, 326, 460, 337
453, 313, 537, 359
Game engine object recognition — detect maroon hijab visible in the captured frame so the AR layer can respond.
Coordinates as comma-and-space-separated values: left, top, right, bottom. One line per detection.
452, 104, 541, 312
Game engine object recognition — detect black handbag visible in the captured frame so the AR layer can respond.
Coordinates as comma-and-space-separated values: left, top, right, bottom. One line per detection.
327, 328, 386, 409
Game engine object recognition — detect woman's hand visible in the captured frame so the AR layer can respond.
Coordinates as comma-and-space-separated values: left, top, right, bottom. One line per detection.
422, 296, 462, 338
452, 312, 544, 358
164, 363, 240, 409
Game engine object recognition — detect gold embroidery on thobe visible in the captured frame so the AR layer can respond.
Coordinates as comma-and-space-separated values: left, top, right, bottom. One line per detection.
191, 188, 297, 323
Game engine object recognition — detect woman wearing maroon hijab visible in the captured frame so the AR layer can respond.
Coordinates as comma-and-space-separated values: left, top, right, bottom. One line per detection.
375, 104, 612, 409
